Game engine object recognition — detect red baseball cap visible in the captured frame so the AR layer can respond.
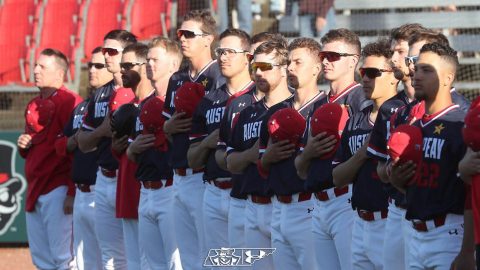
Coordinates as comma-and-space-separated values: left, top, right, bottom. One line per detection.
407, 101, 425, 124
470, 95, 480, 110
25, 97, 56, 144
387, 124, 423, 165
463, 106, 480, 151
140, 96, 167, 150
109, 87, 135, 112
267, 108, 306, 146
174, 82, 205, 118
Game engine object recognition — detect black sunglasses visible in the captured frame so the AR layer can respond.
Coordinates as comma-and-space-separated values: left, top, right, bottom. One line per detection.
176, 29, 208, 39
359, 67, 393, 79
88, 62, 106, 69
405, 55, 419, 67
120, 62, 145, 71
319, 51, 358, 62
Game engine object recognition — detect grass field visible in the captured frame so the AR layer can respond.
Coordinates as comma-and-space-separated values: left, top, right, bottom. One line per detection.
0, 247, 35, 270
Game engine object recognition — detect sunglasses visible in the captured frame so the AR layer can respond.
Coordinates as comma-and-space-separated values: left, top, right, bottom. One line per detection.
176, 29, 208, 39
101, 47, 124, 56
405, 55, 419, 67
88, 62, 106, 69
120, 62, 145, 71
215, 47, 250, 58
359, 67, 393, 79
251, 62, 283, 73
319, 51, 358, 62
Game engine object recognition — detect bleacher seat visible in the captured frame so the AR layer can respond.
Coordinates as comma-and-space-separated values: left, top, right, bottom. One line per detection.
129, 0, 170, 40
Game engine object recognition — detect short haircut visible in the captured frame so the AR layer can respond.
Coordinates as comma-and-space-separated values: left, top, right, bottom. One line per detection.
321, 28, 361, 54
219, 28, 251, 51
362, 38, 394, 59
254, 40, 289, 65
408, 30, 449, 47
183, 9, 217, 36
251, 32, 286, 45
40, 48, 68, 74
148, 36, 183, 64
390, 23, 427, 42
91, 46, 103, 54
288, 37, 322, 62
103, 30, 137, 48
420, 42, 458, 72
123, 43, 149, 62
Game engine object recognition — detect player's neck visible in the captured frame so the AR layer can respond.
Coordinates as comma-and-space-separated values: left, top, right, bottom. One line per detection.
425, 89, 454, 115
329, 75, 355, 96
152, 75, 171, 101
113, 73, 123, 88
189, 54, 213, 78
264, 81, 291, 107
402, 78, 415, 102
294, 83, 319, 110
134, 77, 154, 101
227, 71, 252, 95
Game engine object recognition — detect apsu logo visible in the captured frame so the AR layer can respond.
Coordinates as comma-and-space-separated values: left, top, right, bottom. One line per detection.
0, 141, 26, 235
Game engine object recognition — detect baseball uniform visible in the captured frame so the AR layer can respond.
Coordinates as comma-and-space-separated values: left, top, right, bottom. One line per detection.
20, 86, 82, 270
300, 82, 368, 270
406, 104, 467, 269
81, 80, 126, 270
258, 92, 324, 270
334, 104, 389, 270
162, 59, 225, 269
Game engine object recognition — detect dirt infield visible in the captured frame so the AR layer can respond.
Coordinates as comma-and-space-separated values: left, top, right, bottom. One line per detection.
0, 247, 35, 270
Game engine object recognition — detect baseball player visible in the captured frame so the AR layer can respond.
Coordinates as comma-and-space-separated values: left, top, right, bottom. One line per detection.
389, 42, 467, 269
126, 37, 183, 270
162, 10, 226, 269
294, 28, 368, 270
17, 48, 82, 269
57, 47, 110, 270
365, 24, 426, 270
187, 28, 254, 266
332, 39, 399, 270
77, 30, 137, 270
226, 38, 292, 270
256, 37, 324, 270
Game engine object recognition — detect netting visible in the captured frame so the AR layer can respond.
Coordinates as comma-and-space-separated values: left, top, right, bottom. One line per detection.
1, 0, 479, 130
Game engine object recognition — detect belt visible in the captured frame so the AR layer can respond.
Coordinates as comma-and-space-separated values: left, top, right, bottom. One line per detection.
412, 215, 446, 232
141, 179, 173, 190
248, 195, 272, 204
208, 178, 233, 189
174, 168, 204, 176
357, 209, 388, 221
277, 192, 312, 204
315, 186, 349, 201
101, 167, 117, 178
76, 183, 91, 193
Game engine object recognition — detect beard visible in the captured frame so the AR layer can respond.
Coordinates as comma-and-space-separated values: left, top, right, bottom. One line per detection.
122, 70, 141, 88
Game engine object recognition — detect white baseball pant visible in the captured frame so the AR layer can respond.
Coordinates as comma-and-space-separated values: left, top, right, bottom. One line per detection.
270, 196, 317, 270
138, 184, 182, 270
351, 213, 386, 270
73, 186, 101, 270
173, 171, 206, 270
244, 197, 274, 270
94, 170, 127, 270
382, 201, 408, 270
228, 197, 246, 248
26, 185, 76, 270
312, 187, 354, 270
122, 218, 149, 270
408, 214, 463, 270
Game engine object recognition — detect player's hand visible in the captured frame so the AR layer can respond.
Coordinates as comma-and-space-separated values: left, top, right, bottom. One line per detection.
111, 132, 129, 153
163, 112, 192, 134
389, 159, 416, 188
303, 132, 337, 159
247, 140, 260, 163
459, 148, 480, 182
99, 113, 113, 137
450, 249, 475, 270
66, 134, 78, 152
17, 134, 32, 149
63, 195, 74, 215
203, 129, 220, 149
129, 134, 155, 155
262, 139, 296, 165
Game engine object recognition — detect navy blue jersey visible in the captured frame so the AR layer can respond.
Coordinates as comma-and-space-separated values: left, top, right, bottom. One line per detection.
326, 83, 371, 116
451, 87, 470, 113
334, 105, 389, 212
65, 100, 99, 184
226, 95, 294, 196
162, 60, 226, 169
259, 92, 325, 195
81, 80, 118, 170
190, 81, 255, 181
406, 105, 467, 220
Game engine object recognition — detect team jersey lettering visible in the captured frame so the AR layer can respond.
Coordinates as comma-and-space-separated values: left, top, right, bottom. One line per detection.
348, 134, 368, 155
244, 121, 262, 141
206, 107, 225, 125
422, 137, 445, 160
94, 102, 108, 118
169, 91, 176, 108
72, 114, 83, 130
135, 116, 143, 133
